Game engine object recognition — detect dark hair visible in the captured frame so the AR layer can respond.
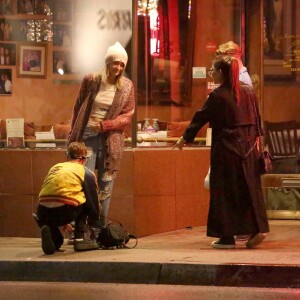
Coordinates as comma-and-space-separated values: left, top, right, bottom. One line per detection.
213, 57, 240, 104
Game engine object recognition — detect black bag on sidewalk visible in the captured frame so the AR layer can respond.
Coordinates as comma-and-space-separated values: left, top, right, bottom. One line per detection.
97, 219, 138, 249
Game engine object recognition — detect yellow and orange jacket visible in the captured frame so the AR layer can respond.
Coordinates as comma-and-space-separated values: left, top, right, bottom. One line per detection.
39, 161, 99, 207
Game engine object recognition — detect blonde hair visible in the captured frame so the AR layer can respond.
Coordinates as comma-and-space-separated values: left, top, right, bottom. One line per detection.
216, 41, 242, 59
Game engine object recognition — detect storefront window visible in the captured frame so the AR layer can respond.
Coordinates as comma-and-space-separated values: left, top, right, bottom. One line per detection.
135, 0, 244, 147
0, 0, 134, 150
262, 0, 300, 175
263, 0, 297, 82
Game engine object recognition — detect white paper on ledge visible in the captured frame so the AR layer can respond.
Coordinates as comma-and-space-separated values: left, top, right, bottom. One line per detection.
6, 118, 25, 148
35, 131, 56, 148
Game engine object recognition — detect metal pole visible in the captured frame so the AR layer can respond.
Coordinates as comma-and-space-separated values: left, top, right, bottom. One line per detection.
131, 0, 138, 147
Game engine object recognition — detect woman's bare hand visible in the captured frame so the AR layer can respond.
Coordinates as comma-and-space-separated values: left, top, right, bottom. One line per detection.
172, 137, 185, 150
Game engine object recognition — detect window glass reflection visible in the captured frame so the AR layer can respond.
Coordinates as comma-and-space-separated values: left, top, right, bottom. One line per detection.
136, 0, 242, 147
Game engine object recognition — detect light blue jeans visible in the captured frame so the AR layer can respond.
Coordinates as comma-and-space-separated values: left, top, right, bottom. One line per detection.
82, 128, 116, 227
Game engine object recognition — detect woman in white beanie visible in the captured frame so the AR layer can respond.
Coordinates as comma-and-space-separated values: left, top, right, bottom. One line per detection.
68, 41, 135, 231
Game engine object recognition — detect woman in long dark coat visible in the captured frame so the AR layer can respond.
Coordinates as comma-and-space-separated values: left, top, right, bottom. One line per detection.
174, 57, 269, 249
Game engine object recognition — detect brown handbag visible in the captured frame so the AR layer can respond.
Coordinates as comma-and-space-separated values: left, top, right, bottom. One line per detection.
258, 149, 274, 174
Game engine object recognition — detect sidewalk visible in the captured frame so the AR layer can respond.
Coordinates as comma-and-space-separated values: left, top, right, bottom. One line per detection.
0, 220, 300, 288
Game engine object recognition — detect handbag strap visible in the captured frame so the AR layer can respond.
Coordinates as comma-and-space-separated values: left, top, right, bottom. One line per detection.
105, 216, 124, 227
124, 234, 138, 249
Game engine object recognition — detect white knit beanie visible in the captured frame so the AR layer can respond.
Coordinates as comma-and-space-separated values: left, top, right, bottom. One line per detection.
105, 42, 128, 67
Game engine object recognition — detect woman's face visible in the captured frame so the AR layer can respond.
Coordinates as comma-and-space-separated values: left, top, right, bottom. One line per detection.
208, 65, 223, 84
108, 61, 125, 79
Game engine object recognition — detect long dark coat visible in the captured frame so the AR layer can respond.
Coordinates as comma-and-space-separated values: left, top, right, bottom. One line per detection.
183, 83, 269, 238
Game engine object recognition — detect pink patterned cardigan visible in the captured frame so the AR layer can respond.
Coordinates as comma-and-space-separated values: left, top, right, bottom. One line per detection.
68, 73, 135, 171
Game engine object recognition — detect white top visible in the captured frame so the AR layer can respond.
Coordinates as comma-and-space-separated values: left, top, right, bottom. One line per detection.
240, 67, 253, 88
87, 81, 116, 128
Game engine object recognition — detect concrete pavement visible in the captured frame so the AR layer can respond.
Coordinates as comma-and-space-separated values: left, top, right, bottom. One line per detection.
0, 220, 300, 288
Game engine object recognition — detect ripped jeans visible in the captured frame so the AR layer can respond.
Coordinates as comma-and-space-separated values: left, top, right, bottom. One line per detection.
82, 128, 116, 227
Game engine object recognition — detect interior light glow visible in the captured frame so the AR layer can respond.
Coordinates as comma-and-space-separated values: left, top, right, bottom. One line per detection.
57, 68, 64, 75
138, 0, 158, 15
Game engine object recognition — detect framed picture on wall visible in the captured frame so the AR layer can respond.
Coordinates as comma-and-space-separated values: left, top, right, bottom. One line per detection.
0, 19, 14, 41
53, 0, 72, 22
53, 50, 72, 74
35, 0, 53, 15
0, 43, 16, 65
264, 0, 296, 81
17, 0, 34, 14
0, 68, 12, 95
53, 24, 72, 47
0, 1, 14, 15
17, 42, 47, 78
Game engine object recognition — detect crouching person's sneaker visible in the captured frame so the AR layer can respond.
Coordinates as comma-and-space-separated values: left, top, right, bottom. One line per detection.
41, 225, 56, 255
74, 238, 99, 252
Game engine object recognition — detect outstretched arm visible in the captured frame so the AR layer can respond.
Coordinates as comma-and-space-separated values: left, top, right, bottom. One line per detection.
173, 136, 186, 150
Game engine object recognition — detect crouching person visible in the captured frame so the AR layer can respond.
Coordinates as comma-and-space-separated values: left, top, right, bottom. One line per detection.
34, 142, 101, 255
